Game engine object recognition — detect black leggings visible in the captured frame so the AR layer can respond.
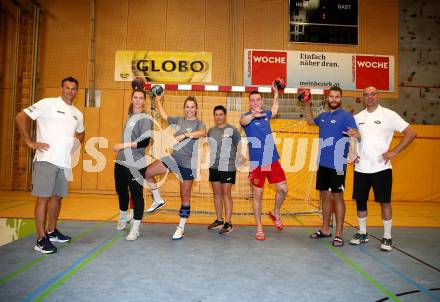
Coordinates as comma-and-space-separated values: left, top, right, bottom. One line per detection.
114, 163, 146, 220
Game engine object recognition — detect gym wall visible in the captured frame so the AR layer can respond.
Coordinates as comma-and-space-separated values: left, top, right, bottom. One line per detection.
4, 0, 438, 203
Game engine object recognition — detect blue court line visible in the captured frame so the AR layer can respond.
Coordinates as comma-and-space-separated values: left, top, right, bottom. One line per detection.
21, 230, 123, 302
0, 214, 118, 285
290, 222, 398, 300
358, 245, 440, 302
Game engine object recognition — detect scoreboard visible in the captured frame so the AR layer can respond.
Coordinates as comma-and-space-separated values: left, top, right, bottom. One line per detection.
289, 0, 358, 45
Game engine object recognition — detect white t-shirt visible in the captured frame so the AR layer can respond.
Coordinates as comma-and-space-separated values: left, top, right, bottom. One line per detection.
24, 97, 85, 168
354, 105, 409, 174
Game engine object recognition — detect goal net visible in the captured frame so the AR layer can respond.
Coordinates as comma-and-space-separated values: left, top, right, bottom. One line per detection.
143, 85, 327, 216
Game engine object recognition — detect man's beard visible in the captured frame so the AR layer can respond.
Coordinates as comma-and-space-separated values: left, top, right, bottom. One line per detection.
328, 102, 341, 110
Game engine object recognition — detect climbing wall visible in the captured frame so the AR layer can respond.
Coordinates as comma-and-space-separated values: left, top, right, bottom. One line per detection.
396, 0, 440, 125
342, 0, 440, 125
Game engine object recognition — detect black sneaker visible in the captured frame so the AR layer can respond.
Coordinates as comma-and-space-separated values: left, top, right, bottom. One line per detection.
34, 236, 57, 254
47, 229, 71, 243
349, 232, 369, 245
208, 219, 224, 230
219, 222, 233, 235
380, 238, 393, 252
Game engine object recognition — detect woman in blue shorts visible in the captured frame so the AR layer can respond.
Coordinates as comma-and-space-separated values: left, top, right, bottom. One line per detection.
145, 93, 206, 240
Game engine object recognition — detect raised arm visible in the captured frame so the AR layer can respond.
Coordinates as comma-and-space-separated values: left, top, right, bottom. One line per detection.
155, 94, 168, 121
271, 83, 279, 117
304, 102, 316, 125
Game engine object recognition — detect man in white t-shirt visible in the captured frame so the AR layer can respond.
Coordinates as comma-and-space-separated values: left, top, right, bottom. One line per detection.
15, 76, 85, 254
349, 86, 416, 252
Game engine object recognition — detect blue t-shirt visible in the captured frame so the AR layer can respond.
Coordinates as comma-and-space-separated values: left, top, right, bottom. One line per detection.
314, 109, 357, 171
241, 110, 280, 167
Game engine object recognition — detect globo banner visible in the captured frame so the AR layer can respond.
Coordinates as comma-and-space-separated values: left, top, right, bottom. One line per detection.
115, 51, 212, 83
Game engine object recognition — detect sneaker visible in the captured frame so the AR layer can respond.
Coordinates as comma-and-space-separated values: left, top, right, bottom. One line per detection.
219, 222, 233, 235
380, 238, 393, 252
172, 226, 184, 240
349, 232, 369, 245
47, 229, 71, 243
126, 225, 140, 241
208, 219, 224, 230
34, 236, 57, 254
116, 216, 131, 231
145, 199, 166, 214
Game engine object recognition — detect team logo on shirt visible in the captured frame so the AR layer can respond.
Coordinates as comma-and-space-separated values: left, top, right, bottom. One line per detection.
374, 120, 382, 124
330, 119, 336, 124
28, 105, 37, 113
73, 116, 78, 121
57, 110, 66, 114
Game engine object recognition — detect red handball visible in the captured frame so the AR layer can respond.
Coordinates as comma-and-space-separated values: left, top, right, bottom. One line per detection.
131, 77, 145, 90
273, 77, 287, 90
297, 88, 312, 104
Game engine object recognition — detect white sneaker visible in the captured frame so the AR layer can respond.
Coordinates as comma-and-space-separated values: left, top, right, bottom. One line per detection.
172, 226, 184, 240
116, 216, 130, 231
380, 238, 393, 252
145, 199, 166, 214
126, 224, 140, 241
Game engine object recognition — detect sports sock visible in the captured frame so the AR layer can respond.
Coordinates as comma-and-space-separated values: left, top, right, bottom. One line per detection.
120, 210, 128, 220
132, 219, 141, 229
383, 219, 392, 239
178, 218, 187, 229
152, 189, 161, 202
359, 217, 367, 234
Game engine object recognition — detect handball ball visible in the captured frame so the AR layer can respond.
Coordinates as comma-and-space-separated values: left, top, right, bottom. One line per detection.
297, 88, 312, 104
131, 77, 145, 90
151, 85, 164, 97
274, 77, 287, 90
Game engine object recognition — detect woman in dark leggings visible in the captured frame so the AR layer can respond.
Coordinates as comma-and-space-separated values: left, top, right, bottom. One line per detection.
113, 89, 152, 240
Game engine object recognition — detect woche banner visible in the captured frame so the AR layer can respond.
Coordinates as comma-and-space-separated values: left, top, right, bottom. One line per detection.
115, 51, 212, 83
244, 49, 394, 91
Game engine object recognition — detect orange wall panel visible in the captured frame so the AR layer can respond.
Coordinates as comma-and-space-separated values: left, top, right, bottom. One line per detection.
81, 108, 100, 190
126, 0, 167, 50
243, 0, 285, 51
0, 89, 12, 189
205, 0, 232, 84
165, 0, 205, 51
38, 0, 89, 88
95, 0, 128, 89
96, 89, 126, 190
